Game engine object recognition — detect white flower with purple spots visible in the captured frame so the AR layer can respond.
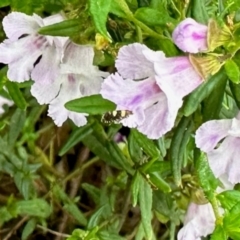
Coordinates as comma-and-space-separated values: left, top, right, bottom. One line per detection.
172, 18, 208, 53
0, 12, 68, 82
100, 43, 203, 139
196, 113, 240, 184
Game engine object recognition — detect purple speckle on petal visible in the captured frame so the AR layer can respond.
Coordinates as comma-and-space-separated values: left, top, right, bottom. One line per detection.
130, 95, 142, 105
192, 32, 205, 40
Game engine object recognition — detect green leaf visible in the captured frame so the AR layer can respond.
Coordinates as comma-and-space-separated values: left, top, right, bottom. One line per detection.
87, 204, 109, 229
8, 109, 26, 146
182, 69, 227, 116
131, 129, 159, 159
230, 81, 240, 109
190, 0, 209, 24
6, 81, 27, 110
228, 232, 240, 240
211, 225, 227, 240
224, 202, 240, 232
0, 0, 10, 8
139, 174, 153, 240
225, 60, 240, 84
22, 219, 37, 240
131, 171, 141, 207
64, 203, 87, 226
134, 7, 176, 27
38, 19, 81, 36
128, 130, 143, 163
147, 172, 171, 193
217, 190, 240, 211
17, 199, 51, 218
194, 151, 218, 194
202, 73, 227, 121
65, 94, 116, 114
59, 122, 94, 156
89, 0, 112, 41
82, 183, 101, 206
169, 116, 192, 186
106, 141, 134, 175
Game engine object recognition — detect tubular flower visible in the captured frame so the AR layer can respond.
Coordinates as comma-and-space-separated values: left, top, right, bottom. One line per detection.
178, 175, 233, 240
0, 12, 68, 82
101, 43, 203, 139
195, 113, 240, 184
32, 42, 108, 127
178, 202, 215, 240
172, 18, 208, 53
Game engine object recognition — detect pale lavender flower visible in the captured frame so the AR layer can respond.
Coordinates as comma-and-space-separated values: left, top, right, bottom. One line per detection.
101, 43, 203, 139
196, 113, 240, 184
178, 175, 233, 240
0, 12, 67, 82
178, 202, 215, 240
172, 18, 208, 53
32, 42, 108, 127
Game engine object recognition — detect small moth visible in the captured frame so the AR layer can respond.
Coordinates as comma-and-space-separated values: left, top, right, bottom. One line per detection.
101, 110, 132, 124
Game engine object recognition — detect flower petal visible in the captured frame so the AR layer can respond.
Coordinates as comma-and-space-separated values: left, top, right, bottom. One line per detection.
178, 203, 215, 240
138, 93, 181, 139
30, 77, 61, 105
31, 45, 61, 84
0, 36, 47, 82
61, 43, 107, 78
195, 119, 232, 152
172, 18, 208, 53
116, 43, 162, 79
101, 73, 162, 126
208, 136, 240, 184
3, 12, 43, 41
153, 56, 203, 98
48, 74, 87, 127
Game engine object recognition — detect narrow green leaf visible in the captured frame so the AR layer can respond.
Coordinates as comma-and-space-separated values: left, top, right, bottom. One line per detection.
230, 81, 240, 109
148, 172, 171, 193
64, 203, 87, 226
38, 19, 81, 36
182, 69, 227, 116
131, 129, 159, 158
169, 116, 191, 186
65, 94, 116, 114
106, 141, 134, 175
131, 171, 141, 207
8, 109, 26, 146
89, 0, 112, 41
202, 74, 227, 121
191, 0, 209, 24
59, 122, 94, 156
225, 60, 240, 83
128, 130, 143, 163
134, 7, 176, 27
139, 175, 153, 240
87, 204, 108, 229
6, 81, 27, 110
194, 151, 218, 194
22, 219, 37, 240
82, 183, 101, 206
